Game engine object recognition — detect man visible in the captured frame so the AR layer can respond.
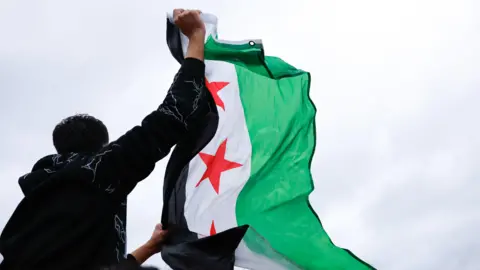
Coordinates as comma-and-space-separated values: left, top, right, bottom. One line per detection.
0, 9, 211, 270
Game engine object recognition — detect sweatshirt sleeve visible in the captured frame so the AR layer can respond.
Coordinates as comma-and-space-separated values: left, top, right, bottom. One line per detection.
79, 58, 209, 201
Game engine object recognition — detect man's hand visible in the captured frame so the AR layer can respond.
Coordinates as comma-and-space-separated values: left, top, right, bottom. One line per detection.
173, 9, 206, 39
146, 223, 168, 252
130, 224, 168, 265
172, 9, 206, 61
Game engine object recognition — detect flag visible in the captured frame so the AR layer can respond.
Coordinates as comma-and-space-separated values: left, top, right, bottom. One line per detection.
161, 13, 374, 270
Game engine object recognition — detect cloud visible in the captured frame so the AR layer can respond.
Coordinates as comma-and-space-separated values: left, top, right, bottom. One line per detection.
0, 0, 478, 269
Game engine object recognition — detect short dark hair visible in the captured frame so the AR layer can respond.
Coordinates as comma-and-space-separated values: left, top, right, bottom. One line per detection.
52, 114, 109, 154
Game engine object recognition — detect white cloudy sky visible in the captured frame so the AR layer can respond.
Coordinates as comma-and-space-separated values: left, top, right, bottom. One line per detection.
0, 0, 479, 269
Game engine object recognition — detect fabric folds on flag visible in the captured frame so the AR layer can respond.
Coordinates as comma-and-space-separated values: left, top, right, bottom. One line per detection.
160, 13, 374, 270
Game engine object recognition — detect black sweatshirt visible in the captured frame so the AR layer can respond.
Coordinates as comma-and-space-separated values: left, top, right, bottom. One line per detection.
0, 58, 211, 270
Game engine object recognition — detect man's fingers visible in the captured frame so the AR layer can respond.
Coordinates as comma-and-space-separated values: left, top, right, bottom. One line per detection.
174, 9, 202, 18
173, 8, 185, 17
192, 10, 202, 20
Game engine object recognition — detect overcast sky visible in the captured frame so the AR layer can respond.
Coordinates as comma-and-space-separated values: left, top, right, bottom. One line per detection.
0, 0, 479, 269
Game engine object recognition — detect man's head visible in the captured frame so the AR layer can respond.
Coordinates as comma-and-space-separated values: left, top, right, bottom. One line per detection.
52, 114, 109, 154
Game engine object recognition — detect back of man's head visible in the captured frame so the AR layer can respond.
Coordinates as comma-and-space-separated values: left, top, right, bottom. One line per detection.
52, 114, 109, 155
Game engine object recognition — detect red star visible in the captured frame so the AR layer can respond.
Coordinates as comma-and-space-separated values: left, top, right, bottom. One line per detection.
210, 220, 217, 235
195, 139, 242, 194
205, 78, 229, 110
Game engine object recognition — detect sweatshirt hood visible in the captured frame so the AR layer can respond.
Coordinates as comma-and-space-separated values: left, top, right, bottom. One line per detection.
18, 154, 73, 196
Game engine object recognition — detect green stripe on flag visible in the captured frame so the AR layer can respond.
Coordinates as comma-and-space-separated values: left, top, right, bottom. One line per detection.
205, 38, 373, 270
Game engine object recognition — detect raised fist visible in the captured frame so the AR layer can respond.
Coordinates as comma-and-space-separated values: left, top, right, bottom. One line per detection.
173, 9, 206, 39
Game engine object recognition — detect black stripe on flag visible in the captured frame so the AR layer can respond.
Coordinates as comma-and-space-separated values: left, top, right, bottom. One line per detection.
166, 18, 185, 65
161, 226, 248, 270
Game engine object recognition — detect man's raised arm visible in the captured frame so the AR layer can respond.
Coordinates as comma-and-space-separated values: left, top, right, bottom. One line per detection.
77, 9, 209, 200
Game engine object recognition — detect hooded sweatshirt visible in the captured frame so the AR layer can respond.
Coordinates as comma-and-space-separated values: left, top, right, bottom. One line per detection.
0, 58, 212, 270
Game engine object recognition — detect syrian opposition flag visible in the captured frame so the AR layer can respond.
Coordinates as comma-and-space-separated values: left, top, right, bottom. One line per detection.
160, 13, 374, 270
